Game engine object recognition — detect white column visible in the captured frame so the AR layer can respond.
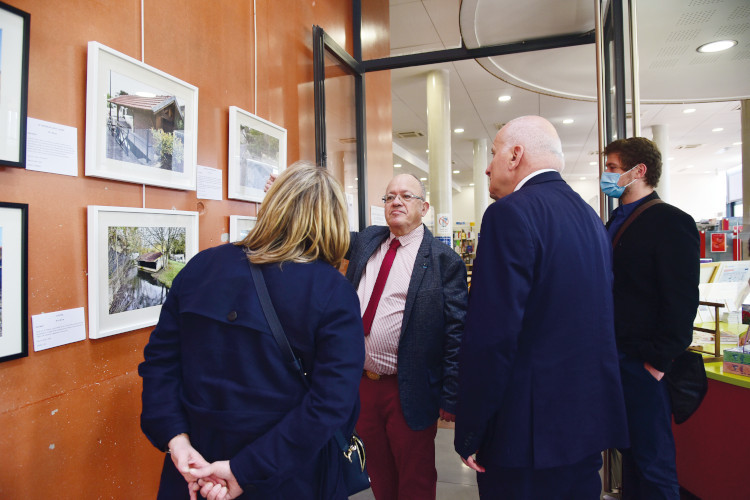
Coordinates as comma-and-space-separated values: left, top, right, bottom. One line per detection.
740, 100, 750, 258
652, 124, 670, 203
473, 138, 489, 233
426, 69, 452, 245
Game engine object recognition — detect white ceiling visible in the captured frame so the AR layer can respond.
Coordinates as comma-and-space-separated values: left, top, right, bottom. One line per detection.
388, 0, 749, 189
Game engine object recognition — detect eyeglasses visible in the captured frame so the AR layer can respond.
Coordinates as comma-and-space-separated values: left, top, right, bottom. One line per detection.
382, 193, 425, 204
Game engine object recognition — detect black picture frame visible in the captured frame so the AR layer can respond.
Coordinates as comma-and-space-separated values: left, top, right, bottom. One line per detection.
0, 201, 28, 363
0, 2, 30, 168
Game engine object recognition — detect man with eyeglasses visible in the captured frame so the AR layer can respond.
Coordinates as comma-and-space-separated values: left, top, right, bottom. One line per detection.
344, 173, 468, 500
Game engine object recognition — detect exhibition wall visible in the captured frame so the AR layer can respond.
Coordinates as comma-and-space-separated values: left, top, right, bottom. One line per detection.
0, 0, 391, 497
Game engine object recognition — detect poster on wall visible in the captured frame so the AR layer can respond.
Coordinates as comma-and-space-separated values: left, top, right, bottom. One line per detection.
0, 202, 28, 363
229, 215, 257, 242
710, 232, 727, 253
87, 206, 198, 339
227, 106, 286, 203
85, 42, 199, 190
0, 2, 29, 168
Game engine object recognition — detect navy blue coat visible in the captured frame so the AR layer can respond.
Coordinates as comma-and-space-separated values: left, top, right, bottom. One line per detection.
139, 243, 365, 499
345, 225, 468, 430
455, 171, 629, 469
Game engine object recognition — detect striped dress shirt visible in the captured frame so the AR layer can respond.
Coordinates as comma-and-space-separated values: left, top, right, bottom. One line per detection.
356, 224, 423, 374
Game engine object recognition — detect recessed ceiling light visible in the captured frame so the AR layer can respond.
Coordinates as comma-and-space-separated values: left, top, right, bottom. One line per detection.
498, 95, 511, 102
683, 108, 696, 114
685, 165, 694, 169
589, 161, 597, 166
563, 119, 574, 124
469, 183, 475, 186
347, 186, 353, 189
420, 177, 427, 181
394, 163, 402, 168
712, 127, 724, 132
734, 142, 742, 146
453, 128, 464, 134
452, 170, 460, 174
697, 40, 737, 53
579, 177, 587, 181
426, 149, 429, 153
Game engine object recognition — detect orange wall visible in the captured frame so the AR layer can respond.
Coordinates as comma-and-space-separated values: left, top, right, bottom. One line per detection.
0, 0, 390, 496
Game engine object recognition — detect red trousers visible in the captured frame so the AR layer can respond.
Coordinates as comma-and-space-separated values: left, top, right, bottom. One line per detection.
357, 374, 438, 500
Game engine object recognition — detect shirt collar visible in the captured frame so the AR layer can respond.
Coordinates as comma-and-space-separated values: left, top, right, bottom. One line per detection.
514, 169, 557, 192
389, 224, 424, 247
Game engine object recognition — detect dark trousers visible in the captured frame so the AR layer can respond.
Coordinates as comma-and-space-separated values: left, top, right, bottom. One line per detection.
619, 354, 680, 500
357, 375, 438, 500
476, 452, 603, 499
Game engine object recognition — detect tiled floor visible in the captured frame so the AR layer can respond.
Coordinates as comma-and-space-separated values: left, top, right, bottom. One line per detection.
350, 427, 479, 500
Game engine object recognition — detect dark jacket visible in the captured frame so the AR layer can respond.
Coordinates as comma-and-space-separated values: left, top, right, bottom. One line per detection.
345, 224, 468, 430
139, 243, 365, 499
606, 191, 700, 372
455, 171, 629, 469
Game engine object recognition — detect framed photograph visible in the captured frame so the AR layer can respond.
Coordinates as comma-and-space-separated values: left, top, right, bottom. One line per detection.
85, 41, 198, 190
87, 206, 198, 339
0, 3, 29, 167
228, 106, 286, 202
0, 202, 28, 362
229, 215, 257, 242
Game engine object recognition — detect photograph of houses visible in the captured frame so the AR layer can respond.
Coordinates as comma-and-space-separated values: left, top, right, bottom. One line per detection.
105, 70, 185, 173
238, 125, 280, 191
108, 225, 185, 315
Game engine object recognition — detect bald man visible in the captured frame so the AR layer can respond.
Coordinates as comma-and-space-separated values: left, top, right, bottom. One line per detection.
454, 116, 629, 498
345, 173, 468, 500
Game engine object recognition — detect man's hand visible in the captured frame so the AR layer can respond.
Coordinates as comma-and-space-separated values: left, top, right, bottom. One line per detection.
439, 409, 456, 422
461, 453, 486, 473
644, 361, 664, 381
191, 460, 244, 500
264, 173, 278, 193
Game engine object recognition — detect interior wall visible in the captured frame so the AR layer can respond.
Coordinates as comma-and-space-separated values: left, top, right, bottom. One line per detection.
0, 0, 390, 497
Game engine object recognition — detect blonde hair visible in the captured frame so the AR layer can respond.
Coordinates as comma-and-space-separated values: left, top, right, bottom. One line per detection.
237, 161, 350, 267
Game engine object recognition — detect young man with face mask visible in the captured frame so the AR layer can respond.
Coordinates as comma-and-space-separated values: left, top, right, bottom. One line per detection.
602, 137, 700, 499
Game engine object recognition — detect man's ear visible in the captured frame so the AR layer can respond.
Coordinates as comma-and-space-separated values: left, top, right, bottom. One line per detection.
636, 163, 647, 178
509, 145, 524, 170
421, 201, 430, 216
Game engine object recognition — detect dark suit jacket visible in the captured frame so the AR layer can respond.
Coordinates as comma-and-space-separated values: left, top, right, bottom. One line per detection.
455, 171, 629, 469
139, 243, 365, 499
606, 192, 700, 372
345, 224, 468, 430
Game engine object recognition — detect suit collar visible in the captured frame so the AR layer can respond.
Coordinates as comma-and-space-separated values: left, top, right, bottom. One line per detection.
519, 170, 563, 188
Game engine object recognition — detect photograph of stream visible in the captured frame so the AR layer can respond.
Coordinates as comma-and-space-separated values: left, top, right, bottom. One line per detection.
108, 225, 186, 314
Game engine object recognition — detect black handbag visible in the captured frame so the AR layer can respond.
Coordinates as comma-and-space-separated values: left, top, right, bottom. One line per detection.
665, 350, 708, 424
249, 262, 370, 495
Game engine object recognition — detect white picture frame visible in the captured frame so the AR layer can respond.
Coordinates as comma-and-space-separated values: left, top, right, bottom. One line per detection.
228, 106, 286, 202
87, 206, 199, 339
229, 215, 257, 242
85, 41, 199, 190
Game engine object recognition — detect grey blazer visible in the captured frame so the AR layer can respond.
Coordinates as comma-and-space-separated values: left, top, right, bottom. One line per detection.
345, 224, 468, 430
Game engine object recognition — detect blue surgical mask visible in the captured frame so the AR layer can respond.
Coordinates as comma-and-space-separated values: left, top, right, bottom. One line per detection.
600, 167, 637, 198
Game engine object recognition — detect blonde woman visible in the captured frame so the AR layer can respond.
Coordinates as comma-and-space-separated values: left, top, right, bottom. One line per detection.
139, 162, 365, 500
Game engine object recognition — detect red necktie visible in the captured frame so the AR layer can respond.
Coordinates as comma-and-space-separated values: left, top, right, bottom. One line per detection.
362, 238, 401, 336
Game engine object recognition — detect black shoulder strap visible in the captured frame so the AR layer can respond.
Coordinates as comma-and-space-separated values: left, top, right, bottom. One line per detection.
248, 261, 308, 387
247, 259, 350, 451
612, 198, 663, 248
